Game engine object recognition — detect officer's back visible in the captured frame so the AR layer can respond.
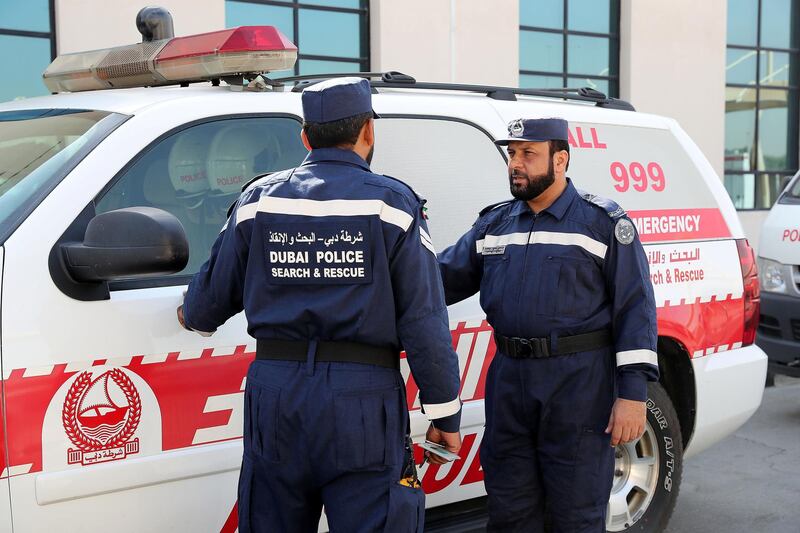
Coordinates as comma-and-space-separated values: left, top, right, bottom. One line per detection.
232, 146, 432, 346
181, 77, 462, 533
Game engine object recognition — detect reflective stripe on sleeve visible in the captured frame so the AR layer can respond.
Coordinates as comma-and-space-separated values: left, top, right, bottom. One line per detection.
419, 227, 436, 254
616, 349, 658, 366
236, 197, 413, 231
422, 397, 461, 419
236, 202, 259, 224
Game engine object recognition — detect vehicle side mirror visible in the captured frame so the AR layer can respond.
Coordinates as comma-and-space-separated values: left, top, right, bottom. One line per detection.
61, 207, 189, 282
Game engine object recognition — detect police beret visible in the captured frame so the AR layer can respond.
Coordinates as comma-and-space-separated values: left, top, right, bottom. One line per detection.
301, 77, 380, 124
495, 117, 569, 145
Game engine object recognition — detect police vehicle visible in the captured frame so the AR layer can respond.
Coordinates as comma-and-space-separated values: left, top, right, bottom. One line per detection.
756, 172, 800, 381
0, 13, 766, 533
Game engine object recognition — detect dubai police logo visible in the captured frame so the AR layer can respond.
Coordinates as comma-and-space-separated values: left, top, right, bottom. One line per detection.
508, 119, 525, 137
614, 218, 636, 245
62, 368, 141, 466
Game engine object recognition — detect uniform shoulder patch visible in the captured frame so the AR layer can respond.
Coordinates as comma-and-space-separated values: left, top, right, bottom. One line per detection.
479, 199, 514, 217
614, 218, 636, 245
577, 189, 626, 219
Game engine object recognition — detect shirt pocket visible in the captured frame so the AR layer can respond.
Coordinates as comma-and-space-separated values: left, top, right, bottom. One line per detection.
535, 255, 562, 316
479, 254, 509, 318
536, 254, 602, 318
559, 255, 603, 318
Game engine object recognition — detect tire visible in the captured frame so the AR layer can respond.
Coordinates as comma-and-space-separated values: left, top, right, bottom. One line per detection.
606, 382, 683, 533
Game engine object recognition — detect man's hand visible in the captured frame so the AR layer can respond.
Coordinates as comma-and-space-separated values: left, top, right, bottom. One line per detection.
605, 398, 646, 446
177, 305, 186, 329
424, 424, 462, 465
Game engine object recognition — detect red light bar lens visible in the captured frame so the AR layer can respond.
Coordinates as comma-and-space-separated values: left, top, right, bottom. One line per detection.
156, 26, 297, 62
43, 26, 297, 93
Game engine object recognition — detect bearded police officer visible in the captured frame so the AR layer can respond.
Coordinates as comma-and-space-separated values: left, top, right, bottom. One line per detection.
438, 118, 658, 532
179, 77, 462, 533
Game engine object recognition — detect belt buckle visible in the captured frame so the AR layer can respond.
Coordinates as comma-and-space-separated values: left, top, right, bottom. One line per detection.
517, 337, 549, 358
515, 337, 532, 357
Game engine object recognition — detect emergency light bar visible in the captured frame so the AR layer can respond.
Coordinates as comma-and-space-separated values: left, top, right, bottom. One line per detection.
43, 26, 298, 93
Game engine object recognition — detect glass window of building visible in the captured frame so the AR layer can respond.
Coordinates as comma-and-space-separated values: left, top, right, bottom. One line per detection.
519, 0, 620, 97
0, 0, 56, 103
725, 0, 799, 209
226, 0, 369, 78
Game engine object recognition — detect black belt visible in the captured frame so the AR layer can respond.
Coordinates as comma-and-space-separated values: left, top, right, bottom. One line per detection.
494, 329, 612, 359
256, 339, 400, 370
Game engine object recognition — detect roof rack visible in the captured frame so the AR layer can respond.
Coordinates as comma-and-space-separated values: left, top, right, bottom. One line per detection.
270, 71, 636, 111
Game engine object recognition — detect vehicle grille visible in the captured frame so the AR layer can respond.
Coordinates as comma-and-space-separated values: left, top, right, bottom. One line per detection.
759, 314, 782, 338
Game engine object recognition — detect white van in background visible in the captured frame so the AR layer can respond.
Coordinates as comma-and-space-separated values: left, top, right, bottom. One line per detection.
756, 173, 800, 380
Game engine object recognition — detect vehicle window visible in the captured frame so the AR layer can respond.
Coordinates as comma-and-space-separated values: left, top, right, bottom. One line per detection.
370, 117, 510, 250
0, 109, 122, 243
96, 116, 307, 278
779, 174, 800, 204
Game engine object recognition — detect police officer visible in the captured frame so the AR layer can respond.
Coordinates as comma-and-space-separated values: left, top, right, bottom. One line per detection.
178, 77, 463, 532
438, 118, 658, 532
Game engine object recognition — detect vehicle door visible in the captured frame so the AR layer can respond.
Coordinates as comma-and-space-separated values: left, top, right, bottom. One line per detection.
1, 109, 306, 532
369, 102, 509, 508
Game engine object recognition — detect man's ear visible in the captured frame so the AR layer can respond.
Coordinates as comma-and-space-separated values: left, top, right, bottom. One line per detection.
555, 150, 569, 173
300, 128, 312, 152
361, 118, 375, 146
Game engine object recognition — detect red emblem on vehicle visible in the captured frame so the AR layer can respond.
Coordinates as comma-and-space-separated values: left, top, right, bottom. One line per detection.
62, 369, 141, 466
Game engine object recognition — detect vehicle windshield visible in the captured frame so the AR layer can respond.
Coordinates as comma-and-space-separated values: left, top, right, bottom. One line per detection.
0, 109, 125, 242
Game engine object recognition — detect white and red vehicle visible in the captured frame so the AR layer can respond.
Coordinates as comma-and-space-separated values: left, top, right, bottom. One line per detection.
0, 20, 766, 533
756, 172, 800, 381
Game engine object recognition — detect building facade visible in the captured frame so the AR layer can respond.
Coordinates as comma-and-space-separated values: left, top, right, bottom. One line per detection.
1, 0, 793, 248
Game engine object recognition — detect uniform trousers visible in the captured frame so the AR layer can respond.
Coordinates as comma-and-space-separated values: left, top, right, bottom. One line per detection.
481, 346, 616, 533
238, 358, 424, 533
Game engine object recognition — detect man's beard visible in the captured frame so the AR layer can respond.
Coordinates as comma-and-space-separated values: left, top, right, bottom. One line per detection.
366, 145, 375, 165
509, 159, 555, 201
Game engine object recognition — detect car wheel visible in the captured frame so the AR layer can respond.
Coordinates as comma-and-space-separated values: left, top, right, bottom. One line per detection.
606, 382, 683, 532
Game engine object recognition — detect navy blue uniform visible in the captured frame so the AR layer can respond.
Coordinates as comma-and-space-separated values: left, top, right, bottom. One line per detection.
439, 178, 658, 532
184, 148, 462, 532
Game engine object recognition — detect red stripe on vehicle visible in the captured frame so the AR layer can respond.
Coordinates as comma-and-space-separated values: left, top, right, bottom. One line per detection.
657, 297, 744, 357
1, 298, 738, 482
219, 502, 238, 533
404, 320, 496, 409
628, 208, 731, 243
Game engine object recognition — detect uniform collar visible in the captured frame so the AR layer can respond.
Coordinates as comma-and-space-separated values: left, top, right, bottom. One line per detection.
302, 147, 371, 171
509, 177, 577, 220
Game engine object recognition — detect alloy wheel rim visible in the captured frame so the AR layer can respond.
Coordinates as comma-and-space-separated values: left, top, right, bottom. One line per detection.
606, 421, 660, 531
